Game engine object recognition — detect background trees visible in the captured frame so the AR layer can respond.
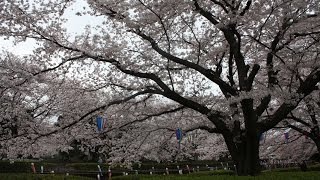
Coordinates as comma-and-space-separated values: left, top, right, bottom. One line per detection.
0, 53, 55, 158
0, 0, 320, 175
283, 92, 320, 154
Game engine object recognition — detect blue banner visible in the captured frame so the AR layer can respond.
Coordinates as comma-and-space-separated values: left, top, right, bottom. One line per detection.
96, 116, 104, 132
175, 128, 182, 141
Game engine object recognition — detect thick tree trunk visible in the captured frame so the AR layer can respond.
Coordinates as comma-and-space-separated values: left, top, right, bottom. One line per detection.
314, 137, 320, 155
223, 132, 261, 176
310, 136, 320, 163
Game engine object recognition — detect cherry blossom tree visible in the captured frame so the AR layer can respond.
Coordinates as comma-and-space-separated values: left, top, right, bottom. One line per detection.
282, 92, 320, 154
1, 0, 320, 175
259, 128, 317, 165
0, 52, 104, 159
0, 52, 57, 158
102, 104, 228, 165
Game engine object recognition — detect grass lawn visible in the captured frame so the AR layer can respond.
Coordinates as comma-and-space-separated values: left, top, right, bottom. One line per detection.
112, 171, 320, 180
0, 173, 93, 180
1, 170, 319, 180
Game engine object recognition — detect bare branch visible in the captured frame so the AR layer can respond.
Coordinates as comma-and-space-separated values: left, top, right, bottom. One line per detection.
239, 0, 252, 16
184, 125, 221, 134
33, 55, 86, 76
115, 106, 185, 130
193, 0, 219, 25
130, 29, 237, 96
287, 124, 311, 137
286, 113, 311, 127
247, 64, 260, 90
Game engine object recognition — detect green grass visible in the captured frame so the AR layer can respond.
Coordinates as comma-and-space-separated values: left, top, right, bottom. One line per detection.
0, 173, 94, 180
1, 169, 320, 180
112, 171, 320, 180
263, 163, 320, 172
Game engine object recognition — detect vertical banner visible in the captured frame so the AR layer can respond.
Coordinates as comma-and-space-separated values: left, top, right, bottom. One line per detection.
175, 128, 182, 150
96, 116, 104, 132
175, 128, 182, 141
284, 132, 289, 143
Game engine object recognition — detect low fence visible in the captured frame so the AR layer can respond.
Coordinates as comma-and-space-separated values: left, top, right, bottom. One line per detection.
0, 161, 235, 179
0, 160, 318, 179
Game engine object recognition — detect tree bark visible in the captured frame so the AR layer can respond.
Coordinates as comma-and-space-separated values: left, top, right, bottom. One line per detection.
223, 130, 260, 176
311, 135, 320, 155
315, 139, 320, 155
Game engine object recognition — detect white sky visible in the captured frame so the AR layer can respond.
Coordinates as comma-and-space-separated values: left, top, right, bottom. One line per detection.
0, 0, 102, 56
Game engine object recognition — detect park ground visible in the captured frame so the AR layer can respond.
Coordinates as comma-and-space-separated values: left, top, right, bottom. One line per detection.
1, 171, 320, 180
1, 165, 320, 180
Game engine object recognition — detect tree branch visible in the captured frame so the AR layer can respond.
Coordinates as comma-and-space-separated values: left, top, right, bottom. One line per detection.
209, 0, 229, 14
32, 55, 86, 76
286, 114, 311, 127
115, 106, 186, 130
31, 89, 159, 140
239, 0, 252, 16
259, 68, 320, 132
130, 29, 238, 96
247, 64, 260, 90
193, 0, 219, 25
287, 124, 311, 137
184, 125, 221, 134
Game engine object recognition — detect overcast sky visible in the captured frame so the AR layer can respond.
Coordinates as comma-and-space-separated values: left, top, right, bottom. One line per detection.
0, 0, 103, 56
